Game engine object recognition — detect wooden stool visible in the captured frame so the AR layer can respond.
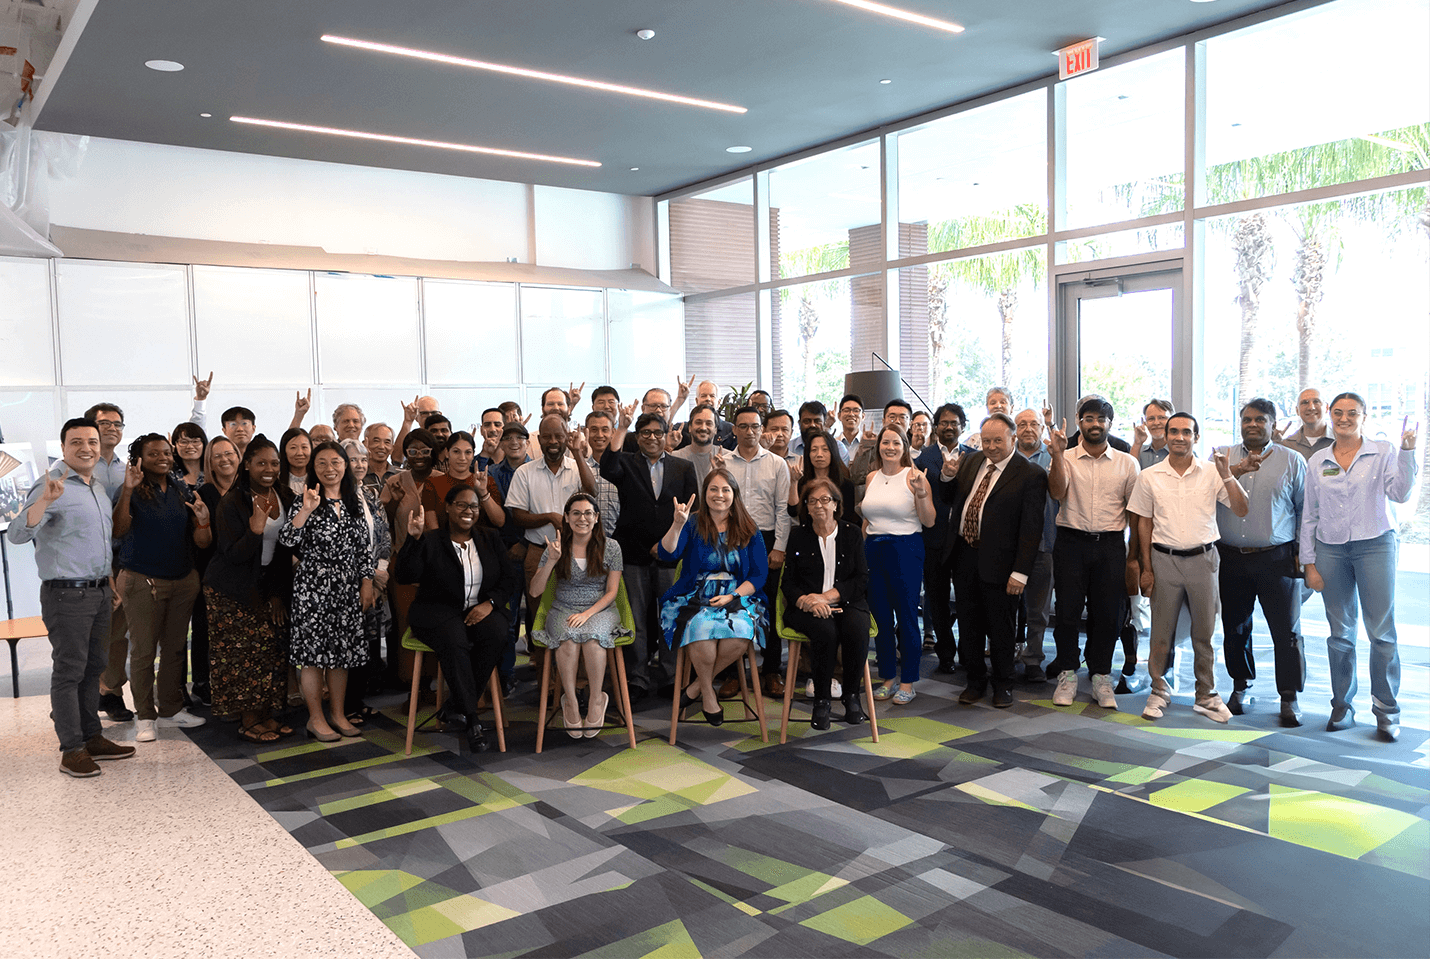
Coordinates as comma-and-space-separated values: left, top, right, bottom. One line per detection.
669, 639, 767, 745
400, 628, 505, 756
774, 575, 879, 745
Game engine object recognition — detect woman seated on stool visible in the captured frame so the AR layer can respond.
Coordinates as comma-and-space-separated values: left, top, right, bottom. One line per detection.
658, 468, 768, 725
394, 486, 519, 753
528, 492, 625, 739
783, 478, 872, 729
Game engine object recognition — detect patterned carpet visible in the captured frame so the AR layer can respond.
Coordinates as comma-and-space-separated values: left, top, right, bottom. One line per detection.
187, 651, 1430, 959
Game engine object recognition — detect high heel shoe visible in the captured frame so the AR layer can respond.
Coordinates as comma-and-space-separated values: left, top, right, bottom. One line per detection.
305, 721, 340, 743
561, 695, 584, 739
679, 688, 699, 714
702, 707, 724, 727
584, 692, 608, 738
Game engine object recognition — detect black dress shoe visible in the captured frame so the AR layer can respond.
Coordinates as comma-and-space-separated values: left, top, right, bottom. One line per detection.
1326, 705, 1356, 732
466, 723, 490, 752
99, 692, 134, 722
1022, 664, 1046, 684
1115, 672, 1148, 695
810, 699, 832, 730
1377, 723, 1400, 743
1279, 697, 1303, 728
992, 688, 1014, 709
935, 660, 957, 675
958, 683, 987, 705
842, 694, 867, 725
1227, 687, 1250, 715
190, 684, 212, 707
628, 685, 650, 703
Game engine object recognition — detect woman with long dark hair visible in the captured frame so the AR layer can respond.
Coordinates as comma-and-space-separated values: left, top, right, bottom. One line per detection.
278, 427, 312, 497
279, 440, 376, 741
789, 430, 857, 516
657, 467, 768, 724
174, 420, 213, 704
112, 433, 211, 741
1302, 392, 1418, 742
204, 435, 295, 742
528, 491, 624, 736
171, 421, 207, 490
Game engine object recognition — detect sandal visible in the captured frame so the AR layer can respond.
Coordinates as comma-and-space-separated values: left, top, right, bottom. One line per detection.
872, 683, 896, 701
892, 687, 917, 705
346, 706, 377, 727
259, 718, 295, 738
238, 723, 280, 744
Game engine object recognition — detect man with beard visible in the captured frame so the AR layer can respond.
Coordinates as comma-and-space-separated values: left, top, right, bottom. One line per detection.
475, 408, 505, 472
674, 380, 736, 451
1131, 399, 1174, 469
600, 412, 698, 699
914, 403, 972, 673
1131, 412, 1249, 724
673, 404, 719, 484
790, 400, 828, 458
583, 409, 621, 536
1044, 397, 1140, 708
1212, 398, 1307, 726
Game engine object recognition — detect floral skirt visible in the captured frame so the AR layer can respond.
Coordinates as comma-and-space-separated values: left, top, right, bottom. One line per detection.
204, 586, 286, 716
660, 572, 765, 650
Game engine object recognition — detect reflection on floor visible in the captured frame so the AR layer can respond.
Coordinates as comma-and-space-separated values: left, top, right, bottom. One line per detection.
183, 658, 1429, 959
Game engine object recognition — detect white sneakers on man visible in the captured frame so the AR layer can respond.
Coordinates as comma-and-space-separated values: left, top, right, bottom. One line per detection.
1090, 674, 1118, 710
1052, 670, 1078, 706
135, 719, 157, 742
158, 709, 207, 729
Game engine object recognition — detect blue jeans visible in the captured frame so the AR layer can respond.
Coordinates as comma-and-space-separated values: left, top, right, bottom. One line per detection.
1316, 532, 1399, 724
40, 582, 112, 753
866, 533, 925, 685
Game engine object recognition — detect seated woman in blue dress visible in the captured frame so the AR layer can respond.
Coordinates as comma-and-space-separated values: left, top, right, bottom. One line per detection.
657, 468, 768, 725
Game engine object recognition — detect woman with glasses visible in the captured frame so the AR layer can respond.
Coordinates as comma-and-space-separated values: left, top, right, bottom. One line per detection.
657, 468, 768, 725
172, 420, 210, 704
1301, 393, 1418, 742
528, 492, 624, 737
394, 486, 520, 753
172, 421, 207, 490
341, 438, 393, 727
783, 478, 871, 729
862, 425, 936, 704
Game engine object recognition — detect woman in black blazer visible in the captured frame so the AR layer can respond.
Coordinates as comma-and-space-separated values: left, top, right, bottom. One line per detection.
781, 478, 871, 730
394, 485, 520, 753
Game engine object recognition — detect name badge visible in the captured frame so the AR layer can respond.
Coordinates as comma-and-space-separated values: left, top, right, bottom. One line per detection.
1321, 466, 1340, 477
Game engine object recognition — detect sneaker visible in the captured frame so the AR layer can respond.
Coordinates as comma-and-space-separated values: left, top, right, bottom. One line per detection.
135, 719, 157, 742
1193, 694, 1232, 724
158, 708, 206, 729
1052, 670, 1078, 707
1090, 674, 1118, 710
59, 749, 101, 777
98, 692, 134, 722
892, 687, 916, 705
84, 734, 136, 760
831, 679, 842, 699
805, 679, 815, 699
1142, 686, 1170, 720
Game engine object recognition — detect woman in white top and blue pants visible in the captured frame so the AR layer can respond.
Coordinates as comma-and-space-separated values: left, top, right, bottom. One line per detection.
1301, 392, 1418, 741
861, 425, 936, 703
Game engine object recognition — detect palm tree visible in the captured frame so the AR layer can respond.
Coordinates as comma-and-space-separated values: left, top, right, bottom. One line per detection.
777, 241, 848, 401
1230, 212, 1275, 405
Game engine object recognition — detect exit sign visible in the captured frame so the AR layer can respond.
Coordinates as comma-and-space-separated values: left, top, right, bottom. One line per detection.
1058, 38, 1101, 80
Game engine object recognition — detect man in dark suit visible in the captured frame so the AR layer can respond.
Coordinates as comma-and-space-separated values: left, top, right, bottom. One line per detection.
600, 412, 700, 698
914, 402, 972, 672
940, 412, 1048, 708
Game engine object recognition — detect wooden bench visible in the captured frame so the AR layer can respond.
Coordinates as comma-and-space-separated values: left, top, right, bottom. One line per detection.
1, 616, 47, 698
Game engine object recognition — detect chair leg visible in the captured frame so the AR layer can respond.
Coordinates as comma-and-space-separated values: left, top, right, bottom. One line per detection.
779, 641, 801, 745
863, 659, 879, 743
487, 670, 506, 753
747, 644, 767, 742
669, 646, 687, 746
610, 648, 638, 750
404, 650, 423, 757
534, 643, 553, 754
435, 664, 444, 711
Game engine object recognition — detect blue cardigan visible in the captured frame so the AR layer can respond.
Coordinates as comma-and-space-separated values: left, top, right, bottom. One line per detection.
657, 517, 769, 604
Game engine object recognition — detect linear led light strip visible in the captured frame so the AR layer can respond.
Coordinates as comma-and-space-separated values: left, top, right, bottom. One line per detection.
230, 116, 601, 167
321, 35, 748, 114
824, 0, 964, 33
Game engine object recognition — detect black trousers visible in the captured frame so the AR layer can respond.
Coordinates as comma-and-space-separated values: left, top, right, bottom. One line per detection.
1051, 531, 1127, 676
924, 545, 956, 662
412, 607, 509, 723
1218, 542, 1305, 694
785, 604, 870, 699
953, 544, 1018, 691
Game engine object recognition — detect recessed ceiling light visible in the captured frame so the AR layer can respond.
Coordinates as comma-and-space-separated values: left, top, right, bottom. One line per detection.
822, 0, 964, 33
636, 29, 656, 40
879, 78, 893, 84
229, 116, 601, 167
199, 112, 212, 118
630, 166, 640, 171
726, 145, 753, 153
321, 35, 746, 114
144, 59, 184, 72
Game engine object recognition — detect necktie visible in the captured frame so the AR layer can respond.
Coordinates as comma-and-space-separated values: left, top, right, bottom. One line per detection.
962, 462, 996, 547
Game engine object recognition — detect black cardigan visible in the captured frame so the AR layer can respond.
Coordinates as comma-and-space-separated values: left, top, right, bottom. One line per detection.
203, 485, 294, 607
394, 525, 520, 629
781, 520, 870, 611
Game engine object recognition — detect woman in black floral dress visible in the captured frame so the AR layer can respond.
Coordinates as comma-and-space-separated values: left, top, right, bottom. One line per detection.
279, 441, 376, 741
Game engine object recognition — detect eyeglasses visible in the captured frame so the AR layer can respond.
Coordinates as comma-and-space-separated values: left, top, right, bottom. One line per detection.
636, 429, 666, 439
644, 403, 671, 412
96, 419, 124, 428
450, 502, 481, 513
568, 509, 598, 519
807, 496, 836, 506
175, 438, 203, 445
734, 423, 761, 431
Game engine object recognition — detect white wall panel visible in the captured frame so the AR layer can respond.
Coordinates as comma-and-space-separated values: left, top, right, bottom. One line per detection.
55, 261, 189, 386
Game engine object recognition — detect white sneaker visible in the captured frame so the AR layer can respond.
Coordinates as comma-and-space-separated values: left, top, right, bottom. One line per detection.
831, 679, 842, 699
1052, 670, 1078, 706
805, 679, 815, 699
1142, 685, 1171, 720
158, 708, 206, 729
1090, 674, 1118, 710
1193, 694, 1232, 724
135, 719, 157, 742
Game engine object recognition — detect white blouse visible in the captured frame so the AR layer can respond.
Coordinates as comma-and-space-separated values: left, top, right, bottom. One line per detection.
453, 538, 484, 608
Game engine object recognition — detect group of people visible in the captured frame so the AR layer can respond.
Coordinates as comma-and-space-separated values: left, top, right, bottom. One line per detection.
10, 372, 1418, 777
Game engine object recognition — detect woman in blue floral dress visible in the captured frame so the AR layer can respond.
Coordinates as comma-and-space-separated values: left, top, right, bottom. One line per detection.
658, 468, 768, 725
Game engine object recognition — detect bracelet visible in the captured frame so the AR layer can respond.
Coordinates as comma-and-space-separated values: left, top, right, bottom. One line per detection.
197, 523, 210, 529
